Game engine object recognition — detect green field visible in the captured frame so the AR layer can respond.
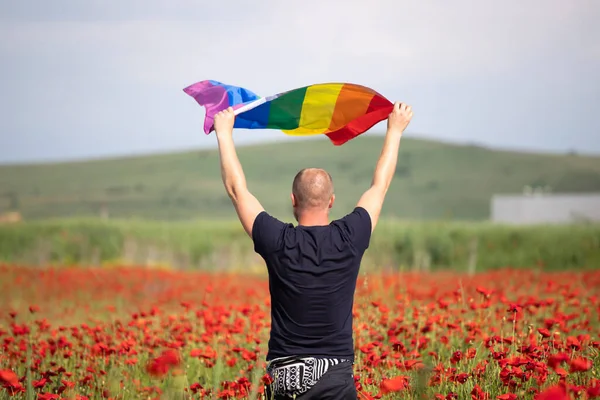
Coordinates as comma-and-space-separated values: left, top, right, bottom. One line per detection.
1, 218, 599, 271
2, 136, 600, 221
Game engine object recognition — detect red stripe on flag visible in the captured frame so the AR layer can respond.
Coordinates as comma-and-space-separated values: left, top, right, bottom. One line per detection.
325, 95, 393, 145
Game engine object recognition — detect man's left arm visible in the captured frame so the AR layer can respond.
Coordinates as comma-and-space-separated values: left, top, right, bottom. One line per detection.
214, 107, 264, 237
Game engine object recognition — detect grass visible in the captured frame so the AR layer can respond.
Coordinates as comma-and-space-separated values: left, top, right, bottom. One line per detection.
1, 136, 600, 221
1, 217, 598, 271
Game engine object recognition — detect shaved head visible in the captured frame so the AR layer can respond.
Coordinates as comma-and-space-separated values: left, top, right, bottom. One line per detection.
292, 168, 334, 211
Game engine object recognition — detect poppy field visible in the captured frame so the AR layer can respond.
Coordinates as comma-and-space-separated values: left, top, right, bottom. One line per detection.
0, 264, 598, 399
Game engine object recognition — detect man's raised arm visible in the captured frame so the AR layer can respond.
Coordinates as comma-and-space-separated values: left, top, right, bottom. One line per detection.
357, 102, 413, 232
214, 107, 264, 237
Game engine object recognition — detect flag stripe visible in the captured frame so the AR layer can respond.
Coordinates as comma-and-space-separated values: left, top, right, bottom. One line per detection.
326, 95, 394, 145
326, 84, 377, 134
267, 87, 308, 130
283, 83, 345, 135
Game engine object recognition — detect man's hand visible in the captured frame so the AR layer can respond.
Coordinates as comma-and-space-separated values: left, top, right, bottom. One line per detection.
357, 101, 413, 232
387, 102, 413, 135
214, 107, 235, 137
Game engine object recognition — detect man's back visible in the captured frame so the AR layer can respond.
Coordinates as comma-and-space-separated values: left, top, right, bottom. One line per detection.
252, 206, 372, 361
211, 101, 412, 398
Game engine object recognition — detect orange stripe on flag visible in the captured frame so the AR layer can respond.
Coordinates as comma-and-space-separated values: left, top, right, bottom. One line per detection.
326, 84, 377, 133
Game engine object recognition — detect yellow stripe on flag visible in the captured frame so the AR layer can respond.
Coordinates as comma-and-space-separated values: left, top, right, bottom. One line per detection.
282, 83, 345, 136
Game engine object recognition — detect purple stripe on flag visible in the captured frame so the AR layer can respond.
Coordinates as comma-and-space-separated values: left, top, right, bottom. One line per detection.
183, 80, 262, 134
183, 81, 231, 134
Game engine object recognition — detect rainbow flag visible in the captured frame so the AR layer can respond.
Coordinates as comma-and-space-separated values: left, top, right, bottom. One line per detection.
183, 80, 394, 145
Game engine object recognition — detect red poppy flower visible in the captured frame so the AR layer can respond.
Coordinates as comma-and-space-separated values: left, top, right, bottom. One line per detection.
0, 369, 19, 387
145, 349, 181, 377
380, 375, 410, 393
536, 385, 569, 400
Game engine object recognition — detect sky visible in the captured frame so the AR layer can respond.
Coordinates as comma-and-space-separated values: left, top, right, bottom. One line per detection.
0, 0, 599, 164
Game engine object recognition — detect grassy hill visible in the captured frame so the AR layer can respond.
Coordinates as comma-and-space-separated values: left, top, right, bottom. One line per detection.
1, 136, 600, 221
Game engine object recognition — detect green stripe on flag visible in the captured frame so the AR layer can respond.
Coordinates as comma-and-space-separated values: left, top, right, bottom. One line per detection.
266, 87, 308, 130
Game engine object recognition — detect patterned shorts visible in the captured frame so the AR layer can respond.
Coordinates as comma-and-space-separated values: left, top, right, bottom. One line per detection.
266, 356, 351, 397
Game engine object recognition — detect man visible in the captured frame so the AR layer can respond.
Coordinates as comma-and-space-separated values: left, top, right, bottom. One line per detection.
213, 102, 413, 399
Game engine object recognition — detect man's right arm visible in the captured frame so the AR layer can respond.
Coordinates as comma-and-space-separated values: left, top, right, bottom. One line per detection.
357, 102, 413, 232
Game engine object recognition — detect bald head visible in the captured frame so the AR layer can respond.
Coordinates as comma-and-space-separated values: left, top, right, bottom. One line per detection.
292, 168, 334, 210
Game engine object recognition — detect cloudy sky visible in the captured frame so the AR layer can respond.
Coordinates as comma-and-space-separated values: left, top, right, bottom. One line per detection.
0, 0, 598, 164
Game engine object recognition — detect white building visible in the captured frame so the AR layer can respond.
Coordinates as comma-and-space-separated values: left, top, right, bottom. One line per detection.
491, 192, 600, 225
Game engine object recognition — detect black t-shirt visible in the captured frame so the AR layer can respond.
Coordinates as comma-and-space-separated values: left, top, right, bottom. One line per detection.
252, 206, 372, 361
